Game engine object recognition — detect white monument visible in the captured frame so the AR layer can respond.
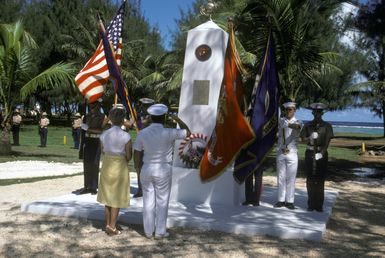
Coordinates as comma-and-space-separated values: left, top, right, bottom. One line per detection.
173, 20, 228, 167
170, 20, 244, 206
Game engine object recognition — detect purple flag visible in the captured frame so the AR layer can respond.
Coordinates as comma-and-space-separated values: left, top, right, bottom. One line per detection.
100, 20, 141, 130
233, 33, 279, 183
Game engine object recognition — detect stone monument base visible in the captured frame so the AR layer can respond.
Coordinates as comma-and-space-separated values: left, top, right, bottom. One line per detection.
170, 166, 244, 206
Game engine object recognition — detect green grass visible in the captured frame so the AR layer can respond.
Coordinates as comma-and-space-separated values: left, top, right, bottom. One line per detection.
0, 173, 83, 186
0, 125, 139, 163
0, 125, 137, 185
1, 126, 382, 184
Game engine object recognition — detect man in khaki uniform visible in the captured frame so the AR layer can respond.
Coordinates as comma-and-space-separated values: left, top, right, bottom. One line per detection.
11, 109, 22, 146
72, 113, 82, 149
38, 112, 50, 147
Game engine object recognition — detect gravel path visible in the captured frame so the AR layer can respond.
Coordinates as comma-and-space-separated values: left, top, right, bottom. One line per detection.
0, 161, 82, 179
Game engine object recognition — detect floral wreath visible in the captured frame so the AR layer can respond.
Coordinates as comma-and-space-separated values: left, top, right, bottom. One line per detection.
178, 133, 208, 168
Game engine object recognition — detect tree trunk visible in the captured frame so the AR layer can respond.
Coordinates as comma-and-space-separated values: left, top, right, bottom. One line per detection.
0, 125, 12, 155
382, 101, 385, 137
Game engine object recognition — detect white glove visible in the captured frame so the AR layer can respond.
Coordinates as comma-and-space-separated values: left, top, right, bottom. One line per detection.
310, 132, 319, 140
81, 123, 89, 131
315, 153, 323, 160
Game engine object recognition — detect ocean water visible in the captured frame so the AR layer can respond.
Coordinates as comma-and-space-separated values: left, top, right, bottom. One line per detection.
331, 121, 383, 135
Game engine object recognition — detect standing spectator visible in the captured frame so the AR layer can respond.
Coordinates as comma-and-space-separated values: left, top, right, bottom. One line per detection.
72, 113, 82, 149
134, 104, 190, 239
133, 97, 155, 198
79, 100, 108, 195
97, 107, 132, 236
38, 112, 50, 147
11, 109, 22, 146
274, 102, 302, 210
300, 103, 334, 212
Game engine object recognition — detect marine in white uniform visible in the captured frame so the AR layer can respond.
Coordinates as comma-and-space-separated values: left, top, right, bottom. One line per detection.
133, 104, 190, 239
274, 102, 303, 210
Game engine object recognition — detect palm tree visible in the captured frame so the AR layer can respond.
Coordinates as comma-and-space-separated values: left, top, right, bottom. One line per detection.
0, 20, 75, 155
236, 0, 345, 103
137, 51, 183, 105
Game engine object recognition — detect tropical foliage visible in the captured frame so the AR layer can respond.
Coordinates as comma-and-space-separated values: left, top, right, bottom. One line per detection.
345, 0, 385, 135
0, 20, 75, 154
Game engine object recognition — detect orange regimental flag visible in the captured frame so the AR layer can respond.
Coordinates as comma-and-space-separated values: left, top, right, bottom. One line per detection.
199, 22, 255, 181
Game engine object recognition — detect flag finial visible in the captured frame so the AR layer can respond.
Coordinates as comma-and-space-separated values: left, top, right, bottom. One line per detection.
200, 0, 218, 20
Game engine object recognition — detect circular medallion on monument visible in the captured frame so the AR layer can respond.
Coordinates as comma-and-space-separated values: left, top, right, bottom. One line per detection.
179, 133, 208, 168
195, 44, 212, 62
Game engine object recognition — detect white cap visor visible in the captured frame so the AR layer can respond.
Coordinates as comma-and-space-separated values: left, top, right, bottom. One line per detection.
283, 102, 296, 108
147, 104, 168, 116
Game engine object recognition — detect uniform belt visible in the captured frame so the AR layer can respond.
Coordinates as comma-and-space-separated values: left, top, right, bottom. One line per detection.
85, 133, 100, 138
307, 146, 321, 151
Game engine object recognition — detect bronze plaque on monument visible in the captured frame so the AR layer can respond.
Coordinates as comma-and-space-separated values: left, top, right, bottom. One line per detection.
193, 80, 210, 105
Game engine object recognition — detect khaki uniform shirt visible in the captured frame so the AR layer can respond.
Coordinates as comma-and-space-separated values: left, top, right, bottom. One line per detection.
12, 114, 22, 125
72, 118, 82, 129
39, 117, 50, 128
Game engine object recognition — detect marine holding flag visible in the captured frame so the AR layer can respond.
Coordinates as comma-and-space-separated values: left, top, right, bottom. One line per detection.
199, 21, 255, 181
234, 32, 279, 206
75, 0, 141, 193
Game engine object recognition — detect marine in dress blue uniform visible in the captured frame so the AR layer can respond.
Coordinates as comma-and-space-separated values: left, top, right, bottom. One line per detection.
79, 101, 108, 195
300, 103, 333, 212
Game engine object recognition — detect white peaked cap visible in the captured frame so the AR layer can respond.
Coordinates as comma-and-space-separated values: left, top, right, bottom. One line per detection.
310, 102, 327, 110
42, 112, 47, 116
147, 104, 168, 116
283, 102, 296, 108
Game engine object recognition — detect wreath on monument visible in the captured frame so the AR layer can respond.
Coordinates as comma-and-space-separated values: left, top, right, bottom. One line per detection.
178, 133, 208, 168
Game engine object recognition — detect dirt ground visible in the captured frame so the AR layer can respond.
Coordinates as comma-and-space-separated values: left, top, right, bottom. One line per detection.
0, 172, 384, 257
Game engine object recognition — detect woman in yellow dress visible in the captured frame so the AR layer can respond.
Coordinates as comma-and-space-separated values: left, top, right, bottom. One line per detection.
97, 107, 132, 236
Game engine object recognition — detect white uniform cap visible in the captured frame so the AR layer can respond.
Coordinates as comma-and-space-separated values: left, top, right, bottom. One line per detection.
74, 112, 81, 117
140, 98, 155, 104
283, 102, 296, 108
147, 104, 168, 116
14, 108, 20, 113
42, 112, 47, 116
310, 102, 327, 110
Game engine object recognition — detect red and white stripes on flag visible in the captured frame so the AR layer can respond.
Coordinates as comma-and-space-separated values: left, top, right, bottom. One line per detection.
75, 41, 108, 103
75, 1, 125, 103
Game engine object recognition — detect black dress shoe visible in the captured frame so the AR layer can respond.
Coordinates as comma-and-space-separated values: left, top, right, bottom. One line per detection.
133, 192, 143, 198
242, 201, 253, 206
315, 208, 323, 212
251, 201, 260, 207
307, 207, 315, 212
274, 202, 285, 208
285, 202, 296, 210
90, 189, 98, 195
78, 188, 90, 195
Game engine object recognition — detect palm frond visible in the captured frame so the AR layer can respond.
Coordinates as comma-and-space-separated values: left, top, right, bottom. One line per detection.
344, 81, 385, 93
20, 62, 76, 100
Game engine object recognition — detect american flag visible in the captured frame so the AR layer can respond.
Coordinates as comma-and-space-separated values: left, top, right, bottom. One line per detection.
75, 1, 126, 103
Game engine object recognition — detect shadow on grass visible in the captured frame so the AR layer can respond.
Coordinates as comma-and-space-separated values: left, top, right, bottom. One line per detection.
10, 151, 69, 159
0, 173, 82, 186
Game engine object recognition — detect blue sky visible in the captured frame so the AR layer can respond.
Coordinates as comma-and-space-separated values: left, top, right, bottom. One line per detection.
140, 0, 382, 124
140, 0, 195, 50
